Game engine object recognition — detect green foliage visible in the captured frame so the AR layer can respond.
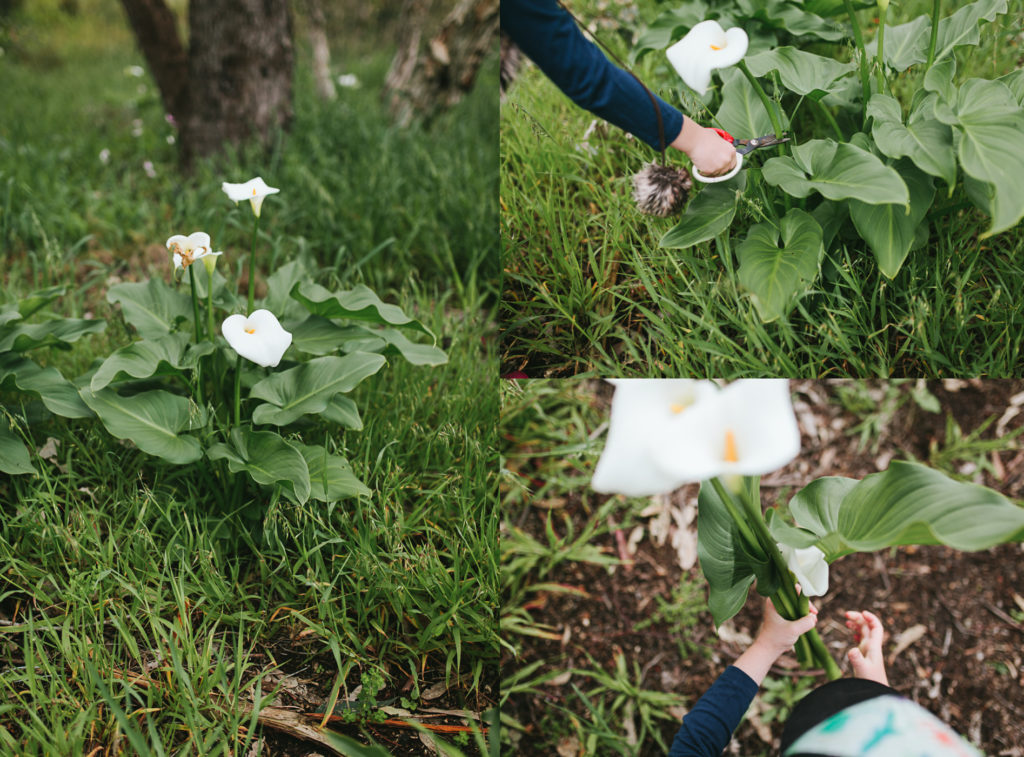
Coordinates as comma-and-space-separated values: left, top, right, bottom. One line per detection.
756, 675, 816, 726
661, 181, 741, 249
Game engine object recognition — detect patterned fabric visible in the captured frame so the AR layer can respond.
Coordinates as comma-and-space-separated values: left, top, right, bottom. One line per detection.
785, 695, 983, 757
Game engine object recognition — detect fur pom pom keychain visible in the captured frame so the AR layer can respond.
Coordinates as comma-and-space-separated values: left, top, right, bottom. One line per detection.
632, 162, 692, 217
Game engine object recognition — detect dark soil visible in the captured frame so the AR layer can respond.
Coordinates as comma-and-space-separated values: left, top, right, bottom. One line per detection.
503, 380, 1024, 756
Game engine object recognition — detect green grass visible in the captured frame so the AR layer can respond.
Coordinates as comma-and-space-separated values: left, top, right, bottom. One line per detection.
500, 0, 1024, 377
0, 1, 499, 753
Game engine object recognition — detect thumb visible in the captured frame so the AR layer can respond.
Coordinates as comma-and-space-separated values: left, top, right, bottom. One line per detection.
795, 613, 818, 635
849, 647, 863, 662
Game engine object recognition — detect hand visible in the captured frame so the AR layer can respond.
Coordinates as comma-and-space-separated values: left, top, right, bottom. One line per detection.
671, 119, 738, 177
755, 595, 818, 657
845, 610, 889, 685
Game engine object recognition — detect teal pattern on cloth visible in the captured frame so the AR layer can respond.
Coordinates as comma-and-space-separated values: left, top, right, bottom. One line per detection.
784, 695, 983, 757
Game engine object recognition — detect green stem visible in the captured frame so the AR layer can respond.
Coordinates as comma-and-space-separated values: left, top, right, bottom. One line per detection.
233, 354, 242, 427
246, 212, 261, 315
188, 264, 203, 342
875, 4, 888, 94
814, 99, 845, 142
737, 61, 785, 142
206, 273, 215, 345
843, 0, 872, 125
926, 0, 942, 70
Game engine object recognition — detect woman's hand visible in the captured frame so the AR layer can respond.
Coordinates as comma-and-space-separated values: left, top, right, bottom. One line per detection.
671, 118, 738, 177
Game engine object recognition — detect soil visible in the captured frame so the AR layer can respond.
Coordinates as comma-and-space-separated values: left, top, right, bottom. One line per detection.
503, 379, 1024, 756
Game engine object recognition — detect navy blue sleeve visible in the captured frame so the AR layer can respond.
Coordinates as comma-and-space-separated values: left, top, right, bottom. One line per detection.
669, 666, 759, 757
500, 0, 684, 150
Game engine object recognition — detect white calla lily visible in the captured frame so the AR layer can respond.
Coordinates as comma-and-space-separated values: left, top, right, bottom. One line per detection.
166, 231, 221, 270
592, 379, 718, 496
221, 176, 279, 218
651, 379, 801, 484
667, 20, 749, 96
221, 309, 292, 368
778, 543, 829, 597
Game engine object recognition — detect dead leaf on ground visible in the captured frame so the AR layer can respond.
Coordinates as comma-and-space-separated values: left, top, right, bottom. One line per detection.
889, 624, 928, 662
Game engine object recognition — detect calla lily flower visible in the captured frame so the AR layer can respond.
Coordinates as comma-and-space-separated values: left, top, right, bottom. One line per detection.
651, 379, 801, 484
222, 176, 279, 218
778, 543, 829, 597
166, 231, 222, 270
666, 20, 749, 96
222, 309, 292, 368
592, 379, 718, 496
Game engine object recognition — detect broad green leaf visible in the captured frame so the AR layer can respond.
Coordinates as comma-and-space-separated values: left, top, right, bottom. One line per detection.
786, 477, 858, 562
80, 388, 203, 464
374, 329, 447, 366
749, 2, 845, 41
932, 0, 1007, 63
0, 420, 34, 475
322, 395, 363, 430
922, 58, 957, 106
207, 428, 310, 505
0, 355, 92, 418
850, 162, 936, 278
999, 69, 1024, 107
802, 0, 873, 15
298, 443, 371, 501
630, 3, 709, 60
765, 508, 819, 549
660, 183, 740, 249
762, 138, 909, 206
291, 282, 434, 338
289, 317, 447, 366
91, 333, 214, 391
0, 304, 21, 327
697, 477, 775, 627
865, 14, 929, 72
737, 208, 823, 321
250, 353, 387, 426
0, 318, 106, 352
936, 78, 1024, 237
744, 47, 854, 96
107, 279, 193, 339
288, 316, 361, 355
17, 286, 66, 319
264, 260, 310, 320
868, 93, 956, 190
714, 68, 782, 140
789, 462, 1024, 559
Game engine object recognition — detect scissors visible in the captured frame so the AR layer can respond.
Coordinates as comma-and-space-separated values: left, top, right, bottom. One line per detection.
692, 129, 790, 183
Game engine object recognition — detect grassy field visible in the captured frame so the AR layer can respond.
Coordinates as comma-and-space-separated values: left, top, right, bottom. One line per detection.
500, 0, 1024, 377
0, 2, 498, 754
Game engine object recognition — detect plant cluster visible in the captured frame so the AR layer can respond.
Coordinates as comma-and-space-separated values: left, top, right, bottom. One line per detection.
638, 0, 1024, 321
1, 176, 446, 516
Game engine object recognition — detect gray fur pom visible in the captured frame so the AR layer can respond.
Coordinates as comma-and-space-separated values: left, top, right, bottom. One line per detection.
632, 163, 692, 217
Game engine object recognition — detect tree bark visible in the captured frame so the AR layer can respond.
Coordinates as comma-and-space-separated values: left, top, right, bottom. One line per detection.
304, 0, 336, 101
383, 0, 498, 126
118, 0, 191, 125
120, 0, 294, 168
182, 0, 294, 166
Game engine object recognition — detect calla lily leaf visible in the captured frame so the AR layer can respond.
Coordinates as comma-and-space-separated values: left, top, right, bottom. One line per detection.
288, 317, 447, 366
762, 139, 909, 206
297, 443, 371, 501
788, 462, 1024, 561
864, 14, 929, 72
849, 161, 935, 279
16, 286, 66, 320
291, 282, 435, 338
79, 388, 203, 464
207, 428, 310, 505
264, 260, 310, 320
0, 318, 106, 353
868, 93, 956, 191
91, 333, 215, 391
0, 421, 35, 475
661, 181, 742, 249
0, 354, 93, 418
743, 47, 854, 97
321, 395, 363, 430
107, 279, 193, 340
714, 68, 784, 141
736, 208, 823, 322
250, 353, 387, 426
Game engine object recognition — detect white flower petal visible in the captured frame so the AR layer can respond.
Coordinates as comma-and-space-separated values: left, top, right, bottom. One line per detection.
592, 379, 718, 496
778, 543, 829, 597
166, 231, 212, 268
222, 176, 280, 218
222, 309, 292, 368
666, 20, 749, 96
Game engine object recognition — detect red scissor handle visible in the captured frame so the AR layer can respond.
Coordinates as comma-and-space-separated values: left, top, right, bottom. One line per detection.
712, 128, 735, 144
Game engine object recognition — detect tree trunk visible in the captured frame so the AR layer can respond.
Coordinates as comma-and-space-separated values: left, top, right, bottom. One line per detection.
304, 0, 336, 101
183, 0, 294, 166
383, 0, 498, 127
119, 0, 294, 168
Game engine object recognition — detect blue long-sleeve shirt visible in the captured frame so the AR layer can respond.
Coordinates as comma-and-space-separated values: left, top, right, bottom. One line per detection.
500, 0, 684, 150
669, 666, 759, 757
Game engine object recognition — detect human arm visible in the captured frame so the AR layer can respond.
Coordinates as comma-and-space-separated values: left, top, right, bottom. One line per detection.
668, 598, 818, 757
501, 0, 736, 176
